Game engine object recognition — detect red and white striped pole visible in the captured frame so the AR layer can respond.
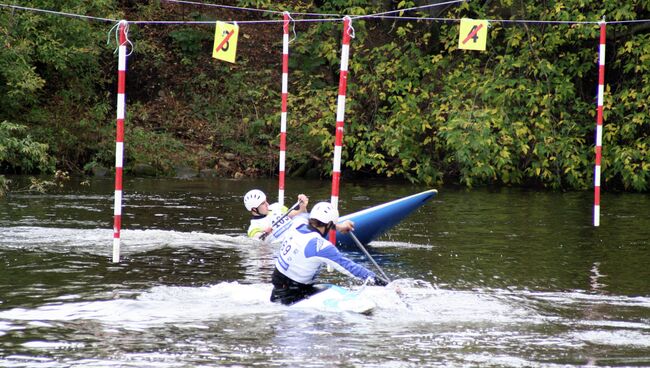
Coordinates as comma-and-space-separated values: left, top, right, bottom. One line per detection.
113, 20, 128, 262
593, 19, 606, 227
278, 12, 290, 207
329, 16, 353, 244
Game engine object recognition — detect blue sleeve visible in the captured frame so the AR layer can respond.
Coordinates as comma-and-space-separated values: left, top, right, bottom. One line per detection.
305, 239, 376, 280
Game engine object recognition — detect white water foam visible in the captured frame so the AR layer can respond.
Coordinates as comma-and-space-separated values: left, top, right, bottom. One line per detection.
0, 280, 538, 331
0, 226, 253, 255
0, 282, 275, 331
570, 330, 650, 347
368, 240, 434, 249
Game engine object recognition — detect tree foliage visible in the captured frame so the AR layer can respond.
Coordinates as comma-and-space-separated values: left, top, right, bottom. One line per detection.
0, 0, 118, 172
0, 0, 649, 191
0, 121, 54, 173
281, 0, 650, 191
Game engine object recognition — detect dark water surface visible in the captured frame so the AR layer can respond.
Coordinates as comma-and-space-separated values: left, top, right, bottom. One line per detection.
1, 176, 649, 367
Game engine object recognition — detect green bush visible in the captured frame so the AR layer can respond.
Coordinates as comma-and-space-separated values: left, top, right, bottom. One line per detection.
0, 121, 54, 173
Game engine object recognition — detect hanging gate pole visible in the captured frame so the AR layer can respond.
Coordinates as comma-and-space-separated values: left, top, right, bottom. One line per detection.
113, 20, 128, 262
593, 20, 606, 227
329, 16, 353, 244
278, 12, 290, 206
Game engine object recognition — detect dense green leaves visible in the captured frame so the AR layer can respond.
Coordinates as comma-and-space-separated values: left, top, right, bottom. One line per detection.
1, 0, 649, 191
0, 0, 119, 172
0, 121, 54, 173
284, 0, 650, 191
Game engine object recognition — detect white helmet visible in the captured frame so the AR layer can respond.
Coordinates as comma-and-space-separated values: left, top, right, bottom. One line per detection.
309, 202, 339, 224
244, 189, 266, 211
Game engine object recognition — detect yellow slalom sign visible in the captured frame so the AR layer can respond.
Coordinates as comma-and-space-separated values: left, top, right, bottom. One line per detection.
458, 18, 488, 51
213, 21, 239, 63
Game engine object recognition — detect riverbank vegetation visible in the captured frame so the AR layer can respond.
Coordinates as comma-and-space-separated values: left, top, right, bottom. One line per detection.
1, 0, 649, 192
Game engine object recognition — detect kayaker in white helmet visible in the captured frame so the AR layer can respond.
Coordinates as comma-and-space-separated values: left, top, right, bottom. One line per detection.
270, 201, 387, 305
243, 189, 309, 243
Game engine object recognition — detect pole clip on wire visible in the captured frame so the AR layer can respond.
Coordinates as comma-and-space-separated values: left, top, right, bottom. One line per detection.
283, 11, 298, 43
344, 15, 355, 39
108, 20, 134, 56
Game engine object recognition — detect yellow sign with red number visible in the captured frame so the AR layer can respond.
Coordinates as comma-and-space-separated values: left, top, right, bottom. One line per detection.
458, 18, 488, 51
212, 21, 239, 63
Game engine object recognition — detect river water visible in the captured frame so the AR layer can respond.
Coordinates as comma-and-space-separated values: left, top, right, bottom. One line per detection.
0, 176, 649, 367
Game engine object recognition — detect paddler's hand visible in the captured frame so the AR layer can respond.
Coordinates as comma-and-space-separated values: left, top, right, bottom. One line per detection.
297, 194, 308, 212
372, 276, 389, 287
335, 220, 355, 234
259, 227, 273, 241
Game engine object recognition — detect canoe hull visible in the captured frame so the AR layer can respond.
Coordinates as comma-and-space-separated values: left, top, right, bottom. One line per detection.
291, 284, 375, 314
334, 189, 437, 247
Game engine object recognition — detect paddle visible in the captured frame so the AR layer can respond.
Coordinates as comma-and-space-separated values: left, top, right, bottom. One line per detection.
259, 200, 302, 241
349, 232, 391, 285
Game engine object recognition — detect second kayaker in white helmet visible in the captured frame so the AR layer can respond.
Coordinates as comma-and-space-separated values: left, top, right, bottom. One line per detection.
243, 189, 308, 243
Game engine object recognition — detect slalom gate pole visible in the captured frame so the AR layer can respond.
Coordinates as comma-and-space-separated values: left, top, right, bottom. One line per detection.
278, 12, 290, 207
593, 19, 606, 227
329, 16, 353, 245
112, 20, 128, 262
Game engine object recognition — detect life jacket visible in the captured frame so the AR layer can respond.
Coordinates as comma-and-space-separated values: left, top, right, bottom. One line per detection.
247, 203, 306, 244
274, 224, 376, 284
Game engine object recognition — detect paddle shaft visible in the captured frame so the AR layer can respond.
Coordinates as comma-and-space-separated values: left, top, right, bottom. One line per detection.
349, 232, 391, 284
259, 200, 301, 241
